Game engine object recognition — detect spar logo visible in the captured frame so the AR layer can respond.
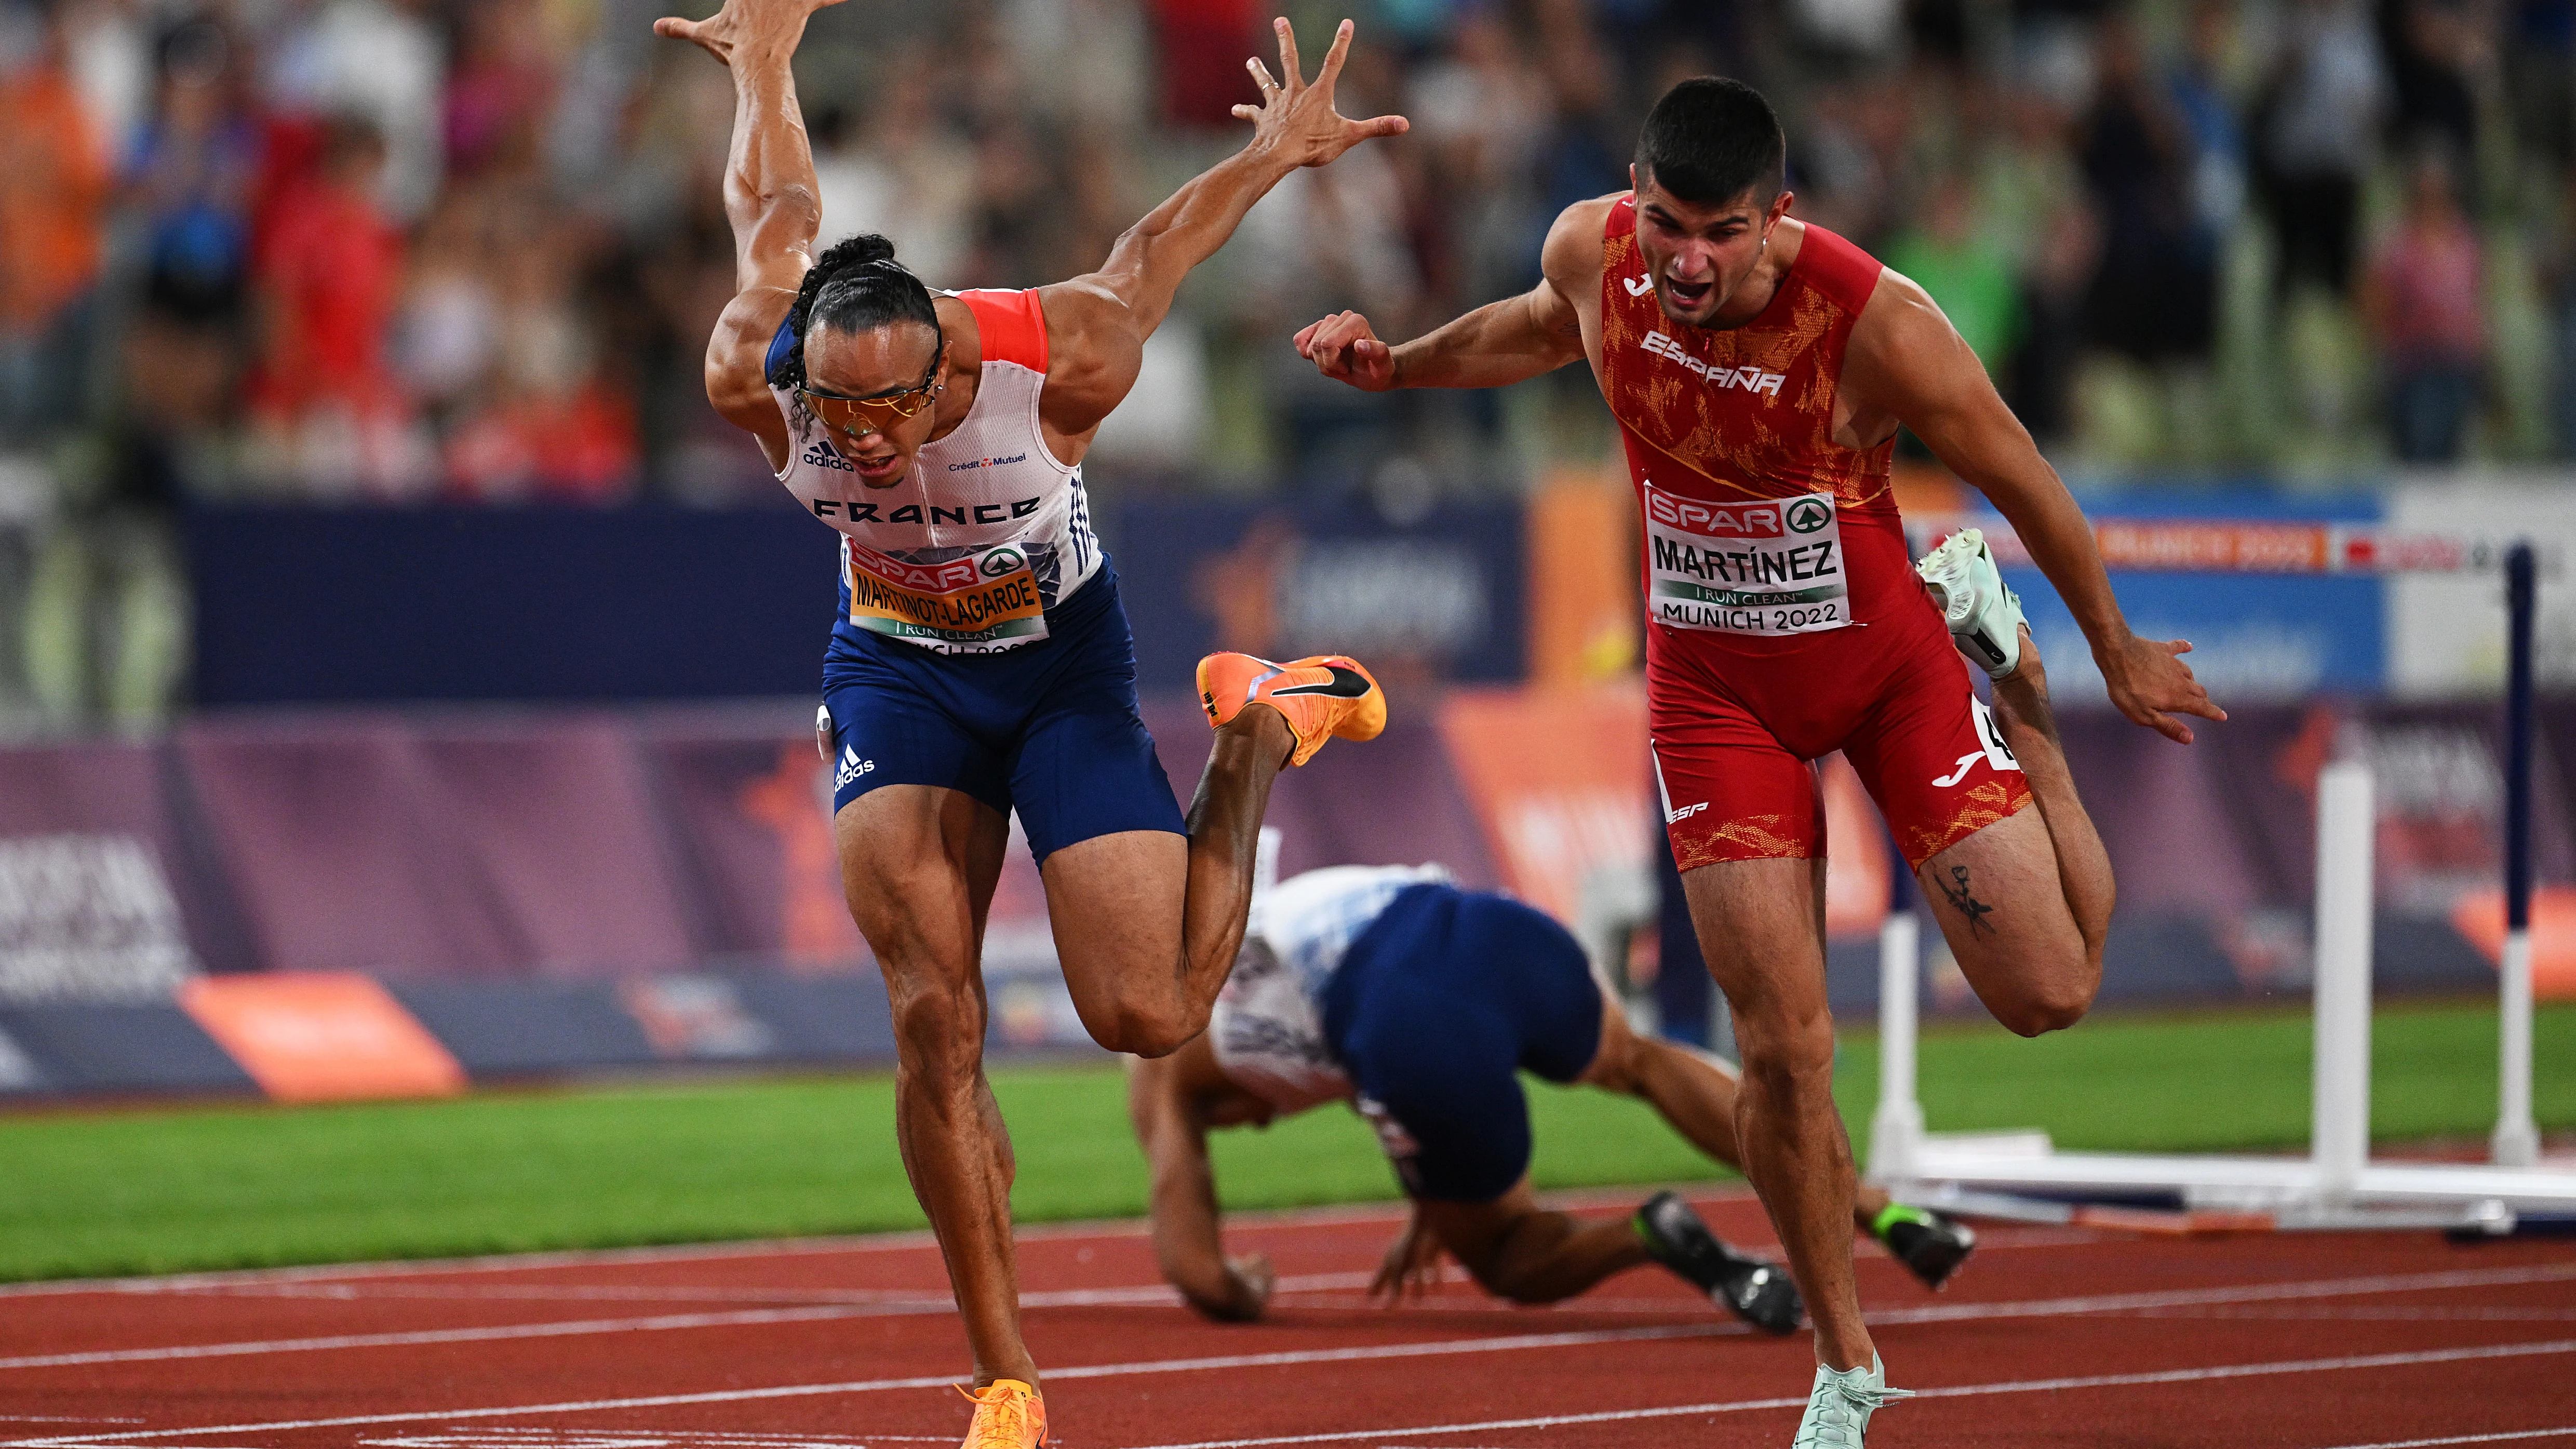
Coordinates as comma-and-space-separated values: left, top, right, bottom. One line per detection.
1786, 498, 1832, 534
978, 545, 1027, 579
1645, 490, 1785, 540
1642, 330, 1786, 397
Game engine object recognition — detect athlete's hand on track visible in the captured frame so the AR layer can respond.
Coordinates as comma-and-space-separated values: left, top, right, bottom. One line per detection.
652, 0, 843, 65
1369, 1210, 1445, 1304
1294, 311, 1398, 391
2100, 632, 2226, 745
1234, 18, 1407, 170
1202, 1254, 1274, 1323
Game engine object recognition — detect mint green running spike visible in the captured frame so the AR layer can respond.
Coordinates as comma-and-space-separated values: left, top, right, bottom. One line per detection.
1791, 1356, 1912, 1448
1916, 527, 2026, 681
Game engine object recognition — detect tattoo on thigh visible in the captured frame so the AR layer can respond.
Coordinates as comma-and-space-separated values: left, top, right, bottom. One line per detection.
1936, 865, 1998, 938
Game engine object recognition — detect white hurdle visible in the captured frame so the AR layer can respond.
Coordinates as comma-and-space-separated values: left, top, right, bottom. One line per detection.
2312, 761, 2374, 1199
1862, 528, 2575, 1226
1869, 751, 2576, 1226
1869, 907, 1924, 1180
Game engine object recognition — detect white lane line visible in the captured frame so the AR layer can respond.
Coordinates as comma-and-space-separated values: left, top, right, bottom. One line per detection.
0, 1191, 2127, 1303
0, 1203, 1432, 1301
0, 1325, 1725, 1446
10, 1260, 2576, 1447
350, 1423, 937, 1433
0, 1307, 873, 1371
2136, 1306, 2576, 1323
7, 1259, 2568, 1376
1863, 1261, 2576, 1327
1121, 1338, 2576, 1449
0, 1275, 1402, 1372
2308, 1430, 2576, 1449
120, 1271, 1385, 1308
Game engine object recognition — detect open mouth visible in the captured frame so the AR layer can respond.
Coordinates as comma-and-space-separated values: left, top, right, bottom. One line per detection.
852, 452, 906, 484
1663, 274, 1715, 308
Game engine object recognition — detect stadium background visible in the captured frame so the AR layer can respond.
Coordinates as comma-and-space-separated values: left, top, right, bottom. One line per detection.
1, 0, 2573, 1267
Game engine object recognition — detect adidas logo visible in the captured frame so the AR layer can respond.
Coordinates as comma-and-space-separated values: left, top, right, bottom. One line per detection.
834, 745, 875, 789
803, 441, 855, 472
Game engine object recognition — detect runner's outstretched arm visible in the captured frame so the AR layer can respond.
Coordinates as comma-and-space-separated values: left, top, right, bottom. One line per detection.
1126, 1053, 1273, 1322
654, 0, 842, 468
1036, 18, 1406, 437
1294, 198, 1602, 391
1846, 277, 2226, 744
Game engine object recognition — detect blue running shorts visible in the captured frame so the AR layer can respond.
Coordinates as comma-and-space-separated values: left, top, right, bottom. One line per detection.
1322, 884, 1606, 1202
819, 564, 1186, 864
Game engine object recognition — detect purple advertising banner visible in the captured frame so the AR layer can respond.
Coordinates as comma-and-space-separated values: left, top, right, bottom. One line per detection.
0, 695, 2559, 1018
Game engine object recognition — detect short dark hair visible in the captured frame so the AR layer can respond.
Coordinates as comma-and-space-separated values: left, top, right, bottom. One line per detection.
769, 233, 942, 391
1634, 77, 1786, 208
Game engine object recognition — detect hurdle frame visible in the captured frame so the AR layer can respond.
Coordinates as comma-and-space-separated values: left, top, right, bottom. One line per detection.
1867, 540, 2576, 1225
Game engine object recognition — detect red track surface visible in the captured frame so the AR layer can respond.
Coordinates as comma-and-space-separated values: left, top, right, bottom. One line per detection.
3, 1190, 2572, 1449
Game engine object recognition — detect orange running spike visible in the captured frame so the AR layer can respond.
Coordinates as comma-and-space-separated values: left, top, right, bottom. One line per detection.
956, 1379, 1047, 1449
1196, 652, 1387, 767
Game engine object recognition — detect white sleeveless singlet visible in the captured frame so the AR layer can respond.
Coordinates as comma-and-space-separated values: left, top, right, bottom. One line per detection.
768, 288, 1102, 655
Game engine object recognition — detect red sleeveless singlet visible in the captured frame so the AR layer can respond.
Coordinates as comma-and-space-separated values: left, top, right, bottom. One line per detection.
1597, 198, 2031, 870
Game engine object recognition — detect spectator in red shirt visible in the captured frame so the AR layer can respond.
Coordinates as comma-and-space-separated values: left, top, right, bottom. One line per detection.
247, 113, 418, 491
2364, 146, 2486, 461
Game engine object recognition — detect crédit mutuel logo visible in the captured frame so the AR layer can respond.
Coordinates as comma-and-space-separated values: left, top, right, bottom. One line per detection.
1641, 329, 1786, 398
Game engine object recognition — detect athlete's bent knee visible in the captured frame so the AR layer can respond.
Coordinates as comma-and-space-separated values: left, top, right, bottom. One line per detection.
1992, 977, 2094, 1037
1088, 996, 1205, 1059
1486, 1273, 1569, 1307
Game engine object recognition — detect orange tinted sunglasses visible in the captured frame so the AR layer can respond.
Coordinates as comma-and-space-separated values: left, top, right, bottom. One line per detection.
798, 341, 944, 433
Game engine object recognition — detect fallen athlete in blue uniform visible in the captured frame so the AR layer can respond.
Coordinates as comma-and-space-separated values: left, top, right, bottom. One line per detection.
1128, 865, 1975, 1330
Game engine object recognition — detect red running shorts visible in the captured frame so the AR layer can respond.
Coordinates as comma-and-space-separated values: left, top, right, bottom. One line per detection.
1646, 513, 2034, 873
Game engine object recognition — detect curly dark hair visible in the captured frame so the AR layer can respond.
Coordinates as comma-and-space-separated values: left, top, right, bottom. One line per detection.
767, 233, 942, 393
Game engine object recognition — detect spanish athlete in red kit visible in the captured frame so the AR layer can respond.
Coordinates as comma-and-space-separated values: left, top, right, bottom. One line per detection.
1291, 77, 2222, 1446
1604, 204, 2027, 876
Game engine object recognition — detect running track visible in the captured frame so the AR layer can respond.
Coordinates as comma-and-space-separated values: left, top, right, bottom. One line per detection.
3, 1190, 2572, 1448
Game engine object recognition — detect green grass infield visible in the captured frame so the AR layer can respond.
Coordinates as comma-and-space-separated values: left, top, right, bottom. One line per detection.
1, 998, 2567, 1282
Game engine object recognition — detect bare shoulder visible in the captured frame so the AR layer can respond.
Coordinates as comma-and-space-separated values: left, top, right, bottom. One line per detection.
1847, 266, 1974, 393
707, 284, 801, 458
1029, 277, 1143, 438
1032, 277, 1126, 361
1540, 193, 1622, 297
1852, 266, 1954, 355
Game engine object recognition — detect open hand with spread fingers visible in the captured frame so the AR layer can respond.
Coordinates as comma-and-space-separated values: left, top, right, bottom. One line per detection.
1235, 17, 1408, 170
652, 0, 844, 66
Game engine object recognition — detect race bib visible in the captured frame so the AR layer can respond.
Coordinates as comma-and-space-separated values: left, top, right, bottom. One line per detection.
1643, 486, 1851, 636
846, 540, 1047, 651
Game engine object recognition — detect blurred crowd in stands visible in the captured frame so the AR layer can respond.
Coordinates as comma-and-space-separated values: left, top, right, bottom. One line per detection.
0, 0, 2572, 722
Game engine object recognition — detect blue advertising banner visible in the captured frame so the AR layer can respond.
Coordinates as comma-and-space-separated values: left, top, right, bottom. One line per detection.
186, 503, 840, 704
1109, 493, 1526, 690
1989, 490, 2387, 702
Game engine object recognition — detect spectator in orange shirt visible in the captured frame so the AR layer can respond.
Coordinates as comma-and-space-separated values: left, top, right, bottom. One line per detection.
0, 3, 114, 444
